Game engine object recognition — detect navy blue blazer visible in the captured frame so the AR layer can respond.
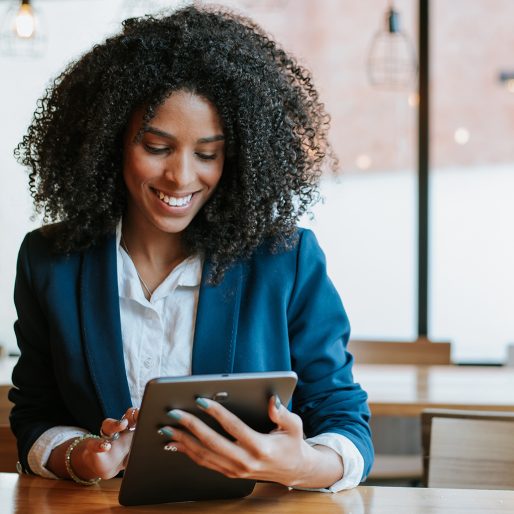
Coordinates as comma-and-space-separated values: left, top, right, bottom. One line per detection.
9, 227, 373, 478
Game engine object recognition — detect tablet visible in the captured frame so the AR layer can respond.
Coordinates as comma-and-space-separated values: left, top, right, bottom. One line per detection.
118, 371, 298, 506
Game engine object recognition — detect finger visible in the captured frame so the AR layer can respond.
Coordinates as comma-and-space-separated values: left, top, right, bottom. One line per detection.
165, 410, 248, 458
161, 410, 243, 458
164, 441, 241, 478
100, 417, 128, 439
121, 407, 139, 431
78, 436, 112, 454
267, 395, 303, 437
160, 427, 248, 479
96, 439, 112, 452
192, 398, 260, 448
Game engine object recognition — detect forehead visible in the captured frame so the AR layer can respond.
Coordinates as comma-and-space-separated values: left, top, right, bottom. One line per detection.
128, 90, 224, 137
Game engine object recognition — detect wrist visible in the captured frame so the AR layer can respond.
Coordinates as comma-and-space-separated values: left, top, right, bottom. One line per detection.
291, 443, 344, 489
65, 434, 102, 485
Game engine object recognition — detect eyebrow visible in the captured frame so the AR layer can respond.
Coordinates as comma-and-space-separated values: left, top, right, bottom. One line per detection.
144, 126, 225, 144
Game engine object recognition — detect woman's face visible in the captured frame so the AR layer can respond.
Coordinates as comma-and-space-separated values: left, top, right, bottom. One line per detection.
123, 90, 225, 236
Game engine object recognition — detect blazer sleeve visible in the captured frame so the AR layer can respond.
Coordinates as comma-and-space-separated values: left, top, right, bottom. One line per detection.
287, 229, 374, 479
9, 233, 78, 473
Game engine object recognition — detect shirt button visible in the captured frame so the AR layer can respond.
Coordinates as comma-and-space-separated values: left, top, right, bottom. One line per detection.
144, 358, 153, 369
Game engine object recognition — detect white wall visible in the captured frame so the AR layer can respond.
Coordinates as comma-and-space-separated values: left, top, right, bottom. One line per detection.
303, 171, 417, 344
0, 0, 125, 352
430, 164, 514, 363
1, 1, 513, 363
304, 164, 514, 364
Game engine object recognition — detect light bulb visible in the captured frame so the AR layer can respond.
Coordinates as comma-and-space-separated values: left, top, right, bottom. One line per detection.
14, 3, 36, 39
356, 154, 372, 170
454, 128, 470, 145
0, 0, 46, 56
408, 92, 419, 107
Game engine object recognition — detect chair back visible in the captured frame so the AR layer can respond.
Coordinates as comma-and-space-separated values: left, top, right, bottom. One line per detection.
348, 337, 451, 365
353, 339, 451, 483
422, 409, 514, 489
0, 425, 18, 473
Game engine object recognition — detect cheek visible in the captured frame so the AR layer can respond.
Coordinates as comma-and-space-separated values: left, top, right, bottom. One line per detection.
123, 152, 159, 187
207, 161, 224, 189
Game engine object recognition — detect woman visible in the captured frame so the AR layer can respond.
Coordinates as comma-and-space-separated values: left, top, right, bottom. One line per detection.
10, 4, 373, 491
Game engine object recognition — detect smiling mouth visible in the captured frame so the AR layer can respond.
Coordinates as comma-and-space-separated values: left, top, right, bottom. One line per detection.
151, 188, 194, 208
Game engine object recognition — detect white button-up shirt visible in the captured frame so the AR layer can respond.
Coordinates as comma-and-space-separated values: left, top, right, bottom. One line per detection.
27, 224, 364, 490
117, 238, 201, 407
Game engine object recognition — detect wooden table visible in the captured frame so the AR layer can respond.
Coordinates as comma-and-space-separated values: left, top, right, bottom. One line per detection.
354, 364, 514, 416
0, 473, 513, 514
3, 358, 514, 420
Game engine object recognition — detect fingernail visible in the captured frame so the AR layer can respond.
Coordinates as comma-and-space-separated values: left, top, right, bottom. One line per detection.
157, 427, 173, 438
100, 441, 111, 451
195, 397, 209, 409
166, 410, 182, 421
274, 395, 281, 410
164, 444, 178, 452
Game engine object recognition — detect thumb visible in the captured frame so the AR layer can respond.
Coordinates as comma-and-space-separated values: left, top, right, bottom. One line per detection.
267, 395, 303, 437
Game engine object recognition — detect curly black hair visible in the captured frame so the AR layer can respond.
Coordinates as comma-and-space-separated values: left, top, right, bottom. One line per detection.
15, 3, 335, 281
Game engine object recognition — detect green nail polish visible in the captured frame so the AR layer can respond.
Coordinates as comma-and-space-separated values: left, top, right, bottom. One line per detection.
167, 410, 182, 421
275, 395, 281, 410
195, 397, 209, 409
158, 427, 173, 438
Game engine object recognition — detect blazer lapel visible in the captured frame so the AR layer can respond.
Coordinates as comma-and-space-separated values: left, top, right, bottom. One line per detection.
192, 259, 242, 374
80, 234, 132, 419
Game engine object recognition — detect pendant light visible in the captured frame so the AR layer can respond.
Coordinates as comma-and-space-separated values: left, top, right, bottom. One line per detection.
0, 0, 46, 57
367, 2, 418, 90
499, 71, 514, 93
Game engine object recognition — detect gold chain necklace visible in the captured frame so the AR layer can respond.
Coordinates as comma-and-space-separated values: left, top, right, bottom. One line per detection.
120, 234, 153, 299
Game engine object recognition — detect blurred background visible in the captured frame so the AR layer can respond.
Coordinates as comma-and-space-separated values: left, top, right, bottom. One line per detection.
0, 0, 513, 363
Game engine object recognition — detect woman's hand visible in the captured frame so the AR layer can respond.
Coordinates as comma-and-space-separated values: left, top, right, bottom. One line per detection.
47, 407, 139, 481
159, 397, 343, 489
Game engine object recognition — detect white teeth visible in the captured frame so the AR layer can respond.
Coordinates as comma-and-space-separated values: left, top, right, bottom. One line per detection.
155, 190, 193, 207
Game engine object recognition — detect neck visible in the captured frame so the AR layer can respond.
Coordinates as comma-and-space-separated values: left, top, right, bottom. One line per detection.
121, 213, 187, 270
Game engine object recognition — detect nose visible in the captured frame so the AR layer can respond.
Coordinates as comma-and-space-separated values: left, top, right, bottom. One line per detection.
164, 151, 195, 187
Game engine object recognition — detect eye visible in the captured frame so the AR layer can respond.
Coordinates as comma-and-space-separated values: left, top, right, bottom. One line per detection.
196, 152, 217, 161
144, 144, 169, 155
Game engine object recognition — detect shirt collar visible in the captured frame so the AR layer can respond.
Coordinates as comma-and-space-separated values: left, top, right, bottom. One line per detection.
115, 220, 202, 303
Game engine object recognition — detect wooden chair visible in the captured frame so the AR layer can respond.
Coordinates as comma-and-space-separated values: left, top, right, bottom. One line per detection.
422, 409, 514, 489
348, 338, 451, 483
348, 337, 451, 365
0, 425, 18, 473
0, 384, 12, 425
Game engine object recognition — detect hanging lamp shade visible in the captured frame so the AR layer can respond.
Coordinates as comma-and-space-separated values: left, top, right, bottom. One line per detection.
0, 0, 46, 57
367, 4, 418, 90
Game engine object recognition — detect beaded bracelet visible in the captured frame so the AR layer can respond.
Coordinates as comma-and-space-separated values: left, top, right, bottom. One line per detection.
64, 434, 102, 486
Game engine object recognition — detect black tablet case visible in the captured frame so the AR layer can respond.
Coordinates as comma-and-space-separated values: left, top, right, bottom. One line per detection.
119, 371, 297, 505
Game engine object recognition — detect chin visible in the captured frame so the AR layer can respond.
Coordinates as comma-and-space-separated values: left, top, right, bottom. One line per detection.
153, 218, 193, 235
